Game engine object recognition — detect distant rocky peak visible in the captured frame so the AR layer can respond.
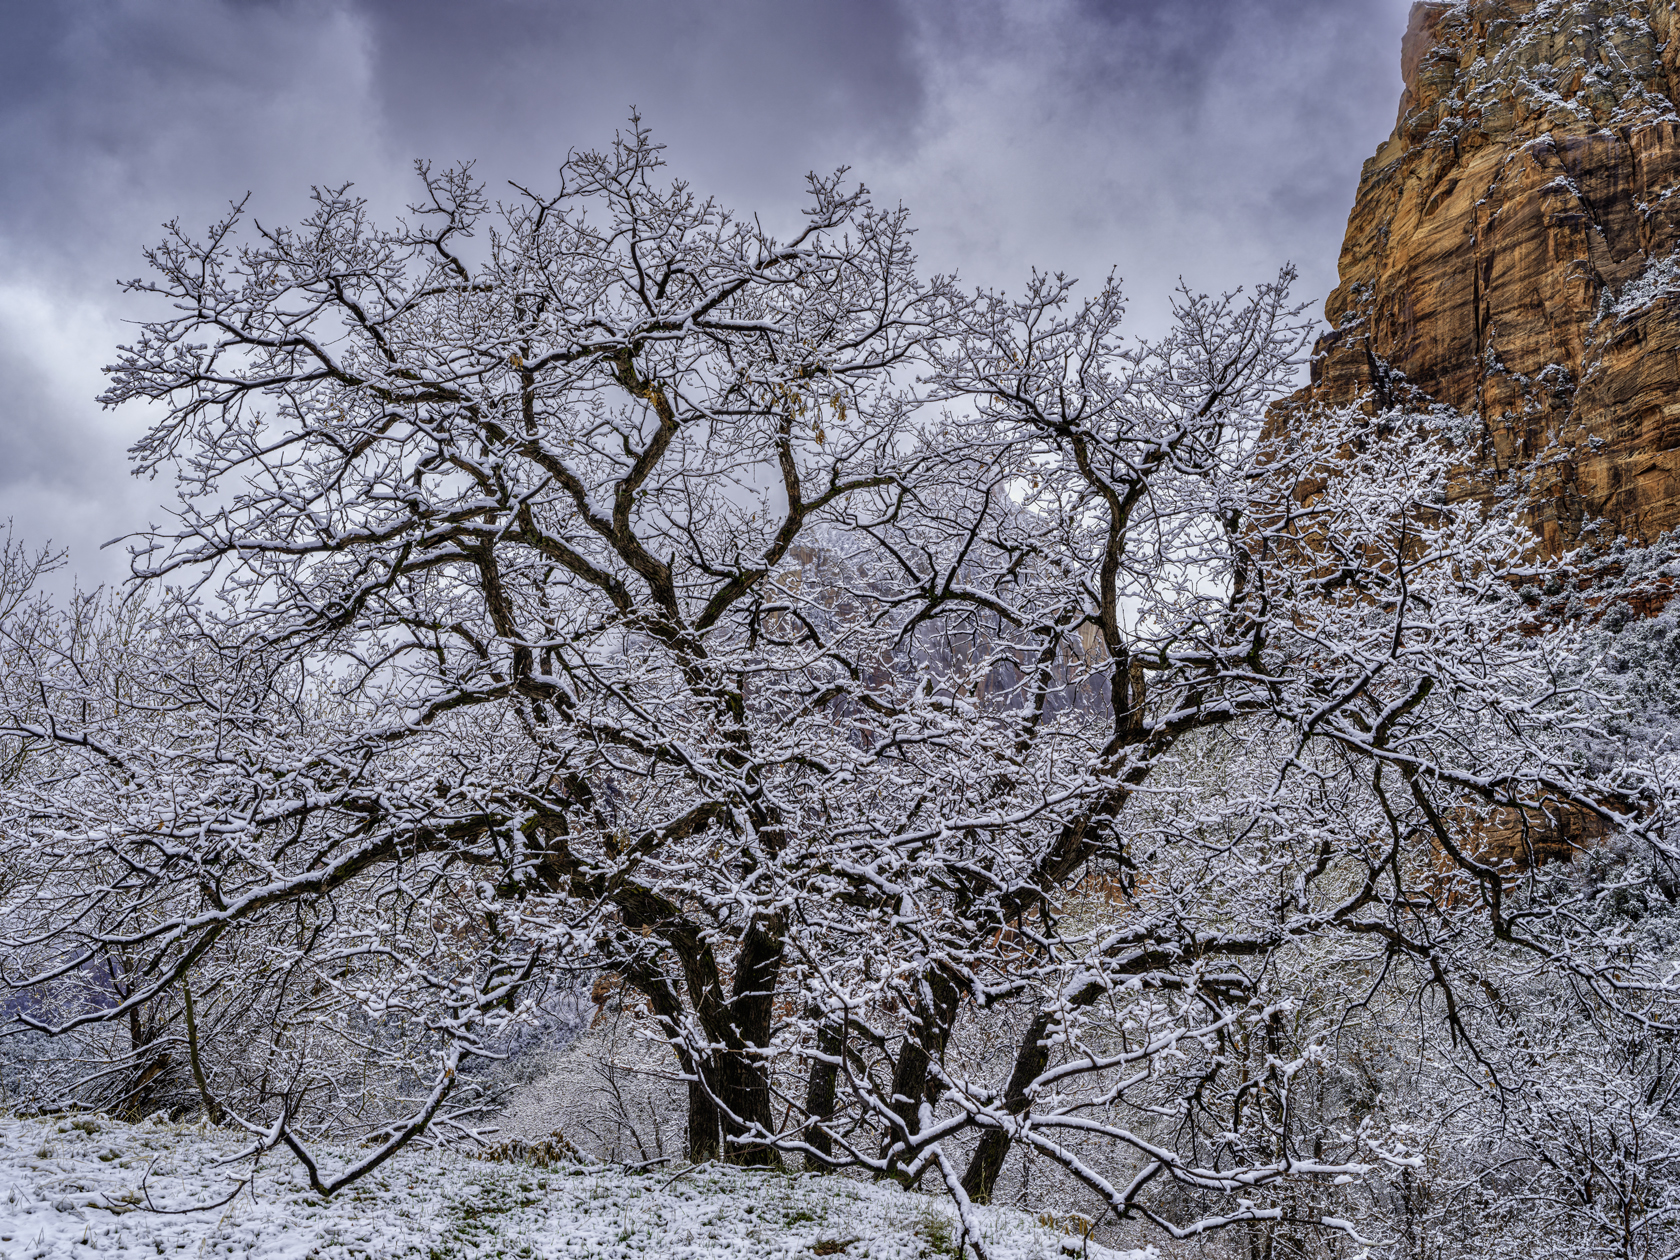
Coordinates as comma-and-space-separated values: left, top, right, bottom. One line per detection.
1293, 0, 1680, 550
1392, 1, 1675, 156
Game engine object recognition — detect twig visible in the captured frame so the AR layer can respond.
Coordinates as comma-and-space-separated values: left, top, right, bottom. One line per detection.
657, 1164, 699, 1191
134, 1157, 250, 1215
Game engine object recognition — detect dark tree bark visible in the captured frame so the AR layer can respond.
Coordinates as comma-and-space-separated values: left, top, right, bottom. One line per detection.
618, 954, 723, 1164
712, 916, 785, 1166
802, 1008, 847, 1171
960, 1008, 1055, 1203
618, 909, 787, 1166
882, 967, 962, 1183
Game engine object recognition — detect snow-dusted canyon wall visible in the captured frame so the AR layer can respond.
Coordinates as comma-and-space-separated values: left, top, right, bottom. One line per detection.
1294, 0, 1680, 549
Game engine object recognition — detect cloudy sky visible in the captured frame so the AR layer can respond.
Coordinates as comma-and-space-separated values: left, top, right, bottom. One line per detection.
1, 0, 1414, 587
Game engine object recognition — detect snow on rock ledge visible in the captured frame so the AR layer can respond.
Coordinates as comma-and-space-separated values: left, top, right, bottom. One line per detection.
0, 1114, 1152, 1260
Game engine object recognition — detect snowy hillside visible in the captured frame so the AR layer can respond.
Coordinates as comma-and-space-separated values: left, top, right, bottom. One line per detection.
0, 1114, 1151, 1260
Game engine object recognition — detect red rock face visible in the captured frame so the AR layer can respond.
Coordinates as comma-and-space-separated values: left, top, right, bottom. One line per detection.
1294, 0, 1680, 550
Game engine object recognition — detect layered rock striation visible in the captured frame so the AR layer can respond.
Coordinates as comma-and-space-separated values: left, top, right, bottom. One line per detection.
1295, 0, 1680, 549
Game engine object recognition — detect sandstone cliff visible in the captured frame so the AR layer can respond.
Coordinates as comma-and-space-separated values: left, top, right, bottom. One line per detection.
1296, 0, 1680, 550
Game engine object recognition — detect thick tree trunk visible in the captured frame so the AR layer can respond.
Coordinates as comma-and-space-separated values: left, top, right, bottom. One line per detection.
119, 1014, 172, 1122
712, 917, 784, 1166
684, 1065, 724, 1164
618, 954, 723, 1164
628, 917, 787, 1166
959, 1009, 1054, 1203
801, 1009, 846, 1171
112, 957, 172, 1121
882, 968, 962, 1182
181, 982, 225, 1126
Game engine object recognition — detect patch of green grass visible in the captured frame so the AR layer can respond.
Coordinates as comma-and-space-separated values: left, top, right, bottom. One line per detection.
917, 1210, 963, 1257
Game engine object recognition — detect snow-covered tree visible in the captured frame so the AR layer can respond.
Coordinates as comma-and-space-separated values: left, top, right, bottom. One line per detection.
0, 120, 976, 1188
2, 125, 1676, 1257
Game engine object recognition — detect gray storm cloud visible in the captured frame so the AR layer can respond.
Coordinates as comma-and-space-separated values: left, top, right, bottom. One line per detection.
0, 0, 1412, 587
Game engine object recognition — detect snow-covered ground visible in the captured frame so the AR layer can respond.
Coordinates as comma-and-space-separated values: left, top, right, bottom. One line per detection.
0, 1113, 1151, 1260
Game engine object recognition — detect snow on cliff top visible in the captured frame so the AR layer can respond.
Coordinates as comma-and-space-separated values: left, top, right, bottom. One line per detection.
0, 1113, 1151, 1260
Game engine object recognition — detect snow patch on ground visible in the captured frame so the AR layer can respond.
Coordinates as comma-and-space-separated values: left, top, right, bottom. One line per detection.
0, 1114, 1151, 1260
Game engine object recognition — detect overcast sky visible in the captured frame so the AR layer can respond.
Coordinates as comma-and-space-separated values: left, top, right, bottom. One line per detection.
0, 0, 1415, 587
